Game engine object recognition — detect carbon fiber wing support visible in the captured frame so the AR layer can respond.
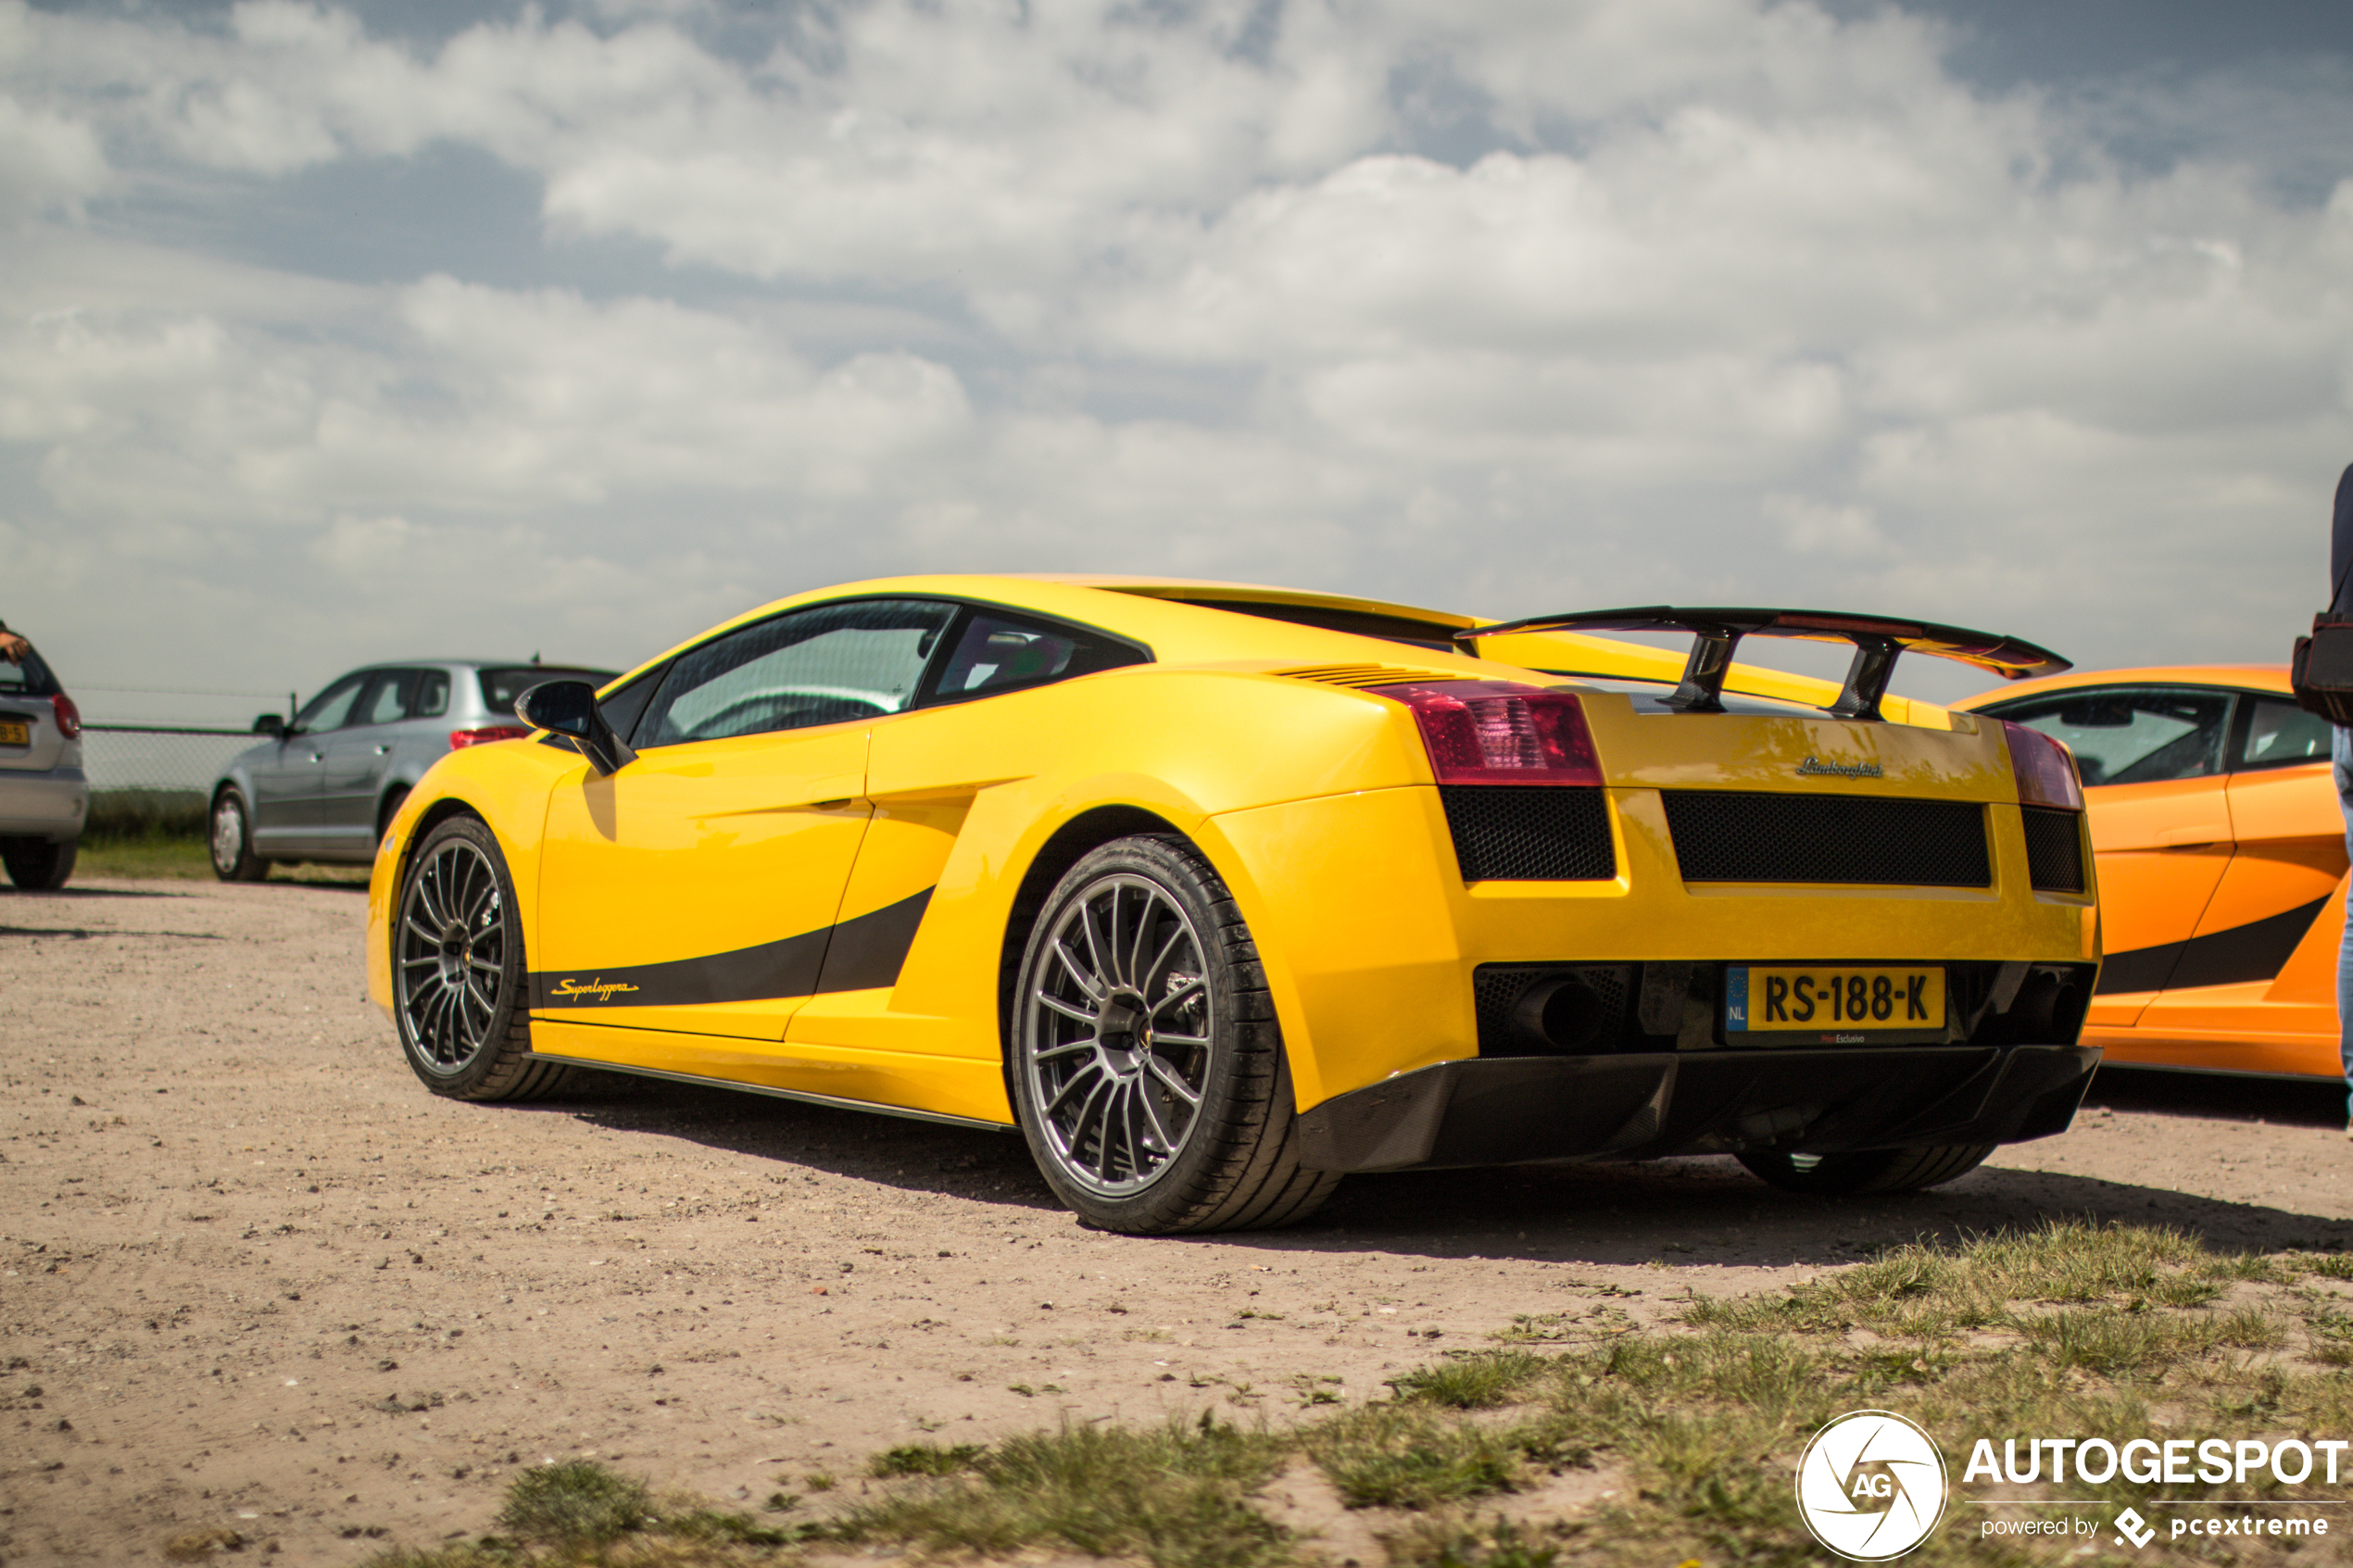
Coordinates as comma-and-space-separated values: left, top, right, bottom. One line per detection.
1456, 607, 2070, 720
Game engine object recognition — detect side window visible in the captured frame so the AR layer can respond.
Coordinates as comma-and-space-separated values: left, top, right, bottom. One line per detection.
639, 599, 957, 747
598, 663, 667, 744
925, 609, 1147, 705
296, 673, 366, 734
410, 670, 451, 719
2236, 696, 2333, 771
1985, 687, 2233, 787
357, 670, 419, 727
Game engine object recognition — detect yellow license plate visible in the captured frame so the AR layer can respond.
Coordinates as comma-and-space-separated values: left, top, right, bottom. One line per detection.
1727, 966, 1944, 1035
0, 721, 26, 746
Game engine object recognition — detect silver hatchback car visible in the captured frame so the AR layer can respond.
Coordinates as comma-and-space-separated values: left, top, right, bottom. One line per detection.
0, 642, 87, 889
208, 659, 614, 879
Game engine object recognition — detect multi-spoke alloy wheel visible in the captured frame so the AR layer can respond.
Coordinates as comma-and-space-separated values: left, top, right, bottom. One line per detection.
397, 834, 509, 1075
392, 817, 570, 1101
1023, 872, 1215, 1196
1011, 834, 1339, 1235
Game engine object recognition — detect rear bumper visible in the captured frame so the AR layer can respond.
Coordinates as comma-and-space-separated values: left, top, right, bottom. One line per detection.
1292, 1042, 2100, 1173
0, 769, 86, 840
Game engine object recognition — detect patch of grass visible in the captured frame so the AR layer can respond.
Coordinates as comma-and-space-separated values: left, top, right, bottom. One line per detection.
497, 1461, 652, 1546
871, 1441, 985, 1476
1303, 1403, 1589, 1511
74, 830, 372, 884
1389, 1516, 1567, 1568
1391, 1350, 1554, 1409
76, 834, 212, 880
837, 1413, 1290, 1568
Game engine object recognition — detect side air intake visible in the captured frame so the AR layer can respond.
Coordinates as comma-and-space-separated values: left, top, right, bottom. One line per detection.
2020, 806, 2087, 894
1440, 786, 1616, 882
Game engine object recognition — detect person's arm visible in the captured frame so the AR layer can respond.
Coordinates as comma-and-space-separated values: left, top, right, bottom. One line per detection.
0, 621, 23, 665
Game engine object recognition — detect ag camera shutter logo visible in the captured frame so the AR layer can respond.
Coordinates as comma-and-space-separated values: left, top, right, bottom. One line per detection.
1796, 1411, 1948, 1560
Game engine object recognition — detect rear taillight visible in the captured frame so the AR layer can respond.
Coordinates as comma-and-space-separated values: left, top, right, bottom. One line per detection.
2001, 720, 2082, 809
449, 725, 531, 748
1375, 681, 1603, 785
51, 692, 80, 739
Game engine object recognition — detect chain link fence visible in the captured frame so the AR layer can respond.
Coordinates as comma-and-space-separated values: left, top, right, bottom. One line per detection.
82, 725, 259, 834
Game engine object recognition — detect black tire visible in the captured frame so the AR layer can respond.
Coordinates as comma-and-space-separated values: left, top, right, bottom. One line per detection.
1, 837, 75, 890
393, 815, 572, 1102
209, 788, 270, 882
1737, 1143, 1996, 1195
1010, 834, 1339, 1235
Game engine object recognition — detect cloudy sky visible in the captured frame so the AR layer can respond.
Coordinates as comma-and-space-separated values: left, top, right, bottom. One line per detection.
7, 0, 2353, 716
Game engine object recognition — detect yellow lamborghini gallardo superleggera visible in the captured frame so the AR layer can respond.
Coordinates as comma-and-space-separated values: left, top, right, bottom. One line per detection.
366, 577, 2102, 1234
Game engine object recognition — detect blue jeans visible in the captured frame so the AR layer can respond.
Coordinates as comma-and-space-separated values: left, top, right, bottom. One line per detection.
2337, 727, 2353, 1117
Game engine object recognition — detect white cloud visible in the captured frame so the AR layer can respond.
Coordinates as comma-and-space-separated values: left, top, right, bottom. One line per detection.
2, 0, 2350, 704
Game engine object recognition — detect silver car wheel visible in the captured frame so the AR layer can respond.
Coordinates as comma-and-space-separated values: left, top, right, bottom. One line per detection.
210, 797, 245, 875
396, 836, 508, 1074
1019, 872, 1214, 1197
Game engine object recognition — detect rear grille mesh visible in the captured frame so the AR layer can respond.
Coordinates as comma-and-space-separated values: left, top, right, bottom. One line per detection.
1440, 786, 1616, 882
2020, 806, 2086, 894
1662, 791, 1990, 886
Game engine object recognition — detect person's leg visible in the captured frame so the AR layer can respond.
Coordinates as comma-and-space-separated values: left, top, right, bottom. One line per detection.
2336, 726, 2353, 1124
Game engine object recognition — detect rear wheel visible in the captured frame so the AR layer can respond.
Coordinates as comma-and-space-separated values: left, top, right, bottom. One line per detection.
394, 816, 572, 1101
1737, 1143, 1995, 1195
209, 789, 270, 882
1, 837, 76, 890
1011, 834, 1338, 1235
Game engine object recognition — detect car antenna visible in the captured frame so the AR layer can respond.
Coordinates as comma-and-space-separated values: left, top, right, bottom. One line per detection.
530, 652, 540, 664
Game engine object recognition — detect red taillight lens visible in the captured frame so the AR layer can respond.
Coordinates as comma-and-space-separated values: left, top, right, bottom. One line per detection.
1376, 681, 1603, 785
2001, 720, 2082, 809
449, 725, 531, 749
51, 692, 81, 739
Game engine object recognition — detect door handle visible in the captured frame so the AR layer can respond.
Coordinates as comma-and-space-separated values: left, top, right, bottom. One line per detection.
375, 745, 392, 756
308, 751, 324, 763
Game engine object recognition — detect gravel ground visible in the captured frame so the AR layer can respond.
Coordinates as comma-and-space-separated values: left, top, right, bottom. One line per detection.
5, 877, 2350, 1564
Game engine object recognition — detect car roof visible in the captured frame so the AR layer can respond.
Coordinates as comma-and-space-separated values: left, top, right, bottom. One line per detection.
1950, 663, 2293, 709
598, 573, 1491, 689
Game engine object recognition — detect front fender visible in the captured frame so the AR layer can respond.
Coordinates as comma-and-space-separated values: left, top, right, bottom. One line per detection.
365, 741, 571, 1020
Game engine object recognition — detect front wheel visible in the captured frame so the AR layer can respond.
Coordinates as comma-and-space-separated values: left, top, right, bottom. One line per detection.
393, 816, 572, 1101
1, 837, 76, 890
1011, 834, 1338, 1235
209, 788, 269, 882
1737, 1143, 1995, 1195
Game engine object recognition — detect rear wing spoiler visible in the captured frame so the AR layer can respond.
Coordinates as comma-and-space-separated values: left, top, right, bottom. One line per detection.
1455, 607, 2070, 721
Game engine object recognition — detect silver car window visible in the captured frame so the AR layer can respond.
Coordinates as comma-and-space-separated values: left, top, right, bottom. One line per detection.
296, 673, 366, 733
411, 670, 450, 719
357, 671, 419, 727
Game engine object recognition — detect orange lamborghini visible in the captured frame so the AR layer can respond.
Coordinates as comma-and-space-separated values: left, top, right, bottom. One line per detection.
1956, 668, 2342, 1080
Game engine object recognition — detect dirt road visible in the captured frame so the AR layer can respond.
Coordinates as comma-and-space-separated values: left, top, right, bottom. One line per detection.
5, 878, 2349, 1563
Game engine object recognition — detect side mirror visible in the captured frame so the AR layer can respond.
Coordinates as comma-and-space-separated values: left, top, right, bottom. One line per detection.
516, 680, 635, 777
253, 713, 286, 738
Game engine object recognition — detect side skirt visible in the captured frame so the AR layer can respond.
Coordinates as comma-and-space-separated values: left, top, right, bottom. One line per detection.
522, 1051, 1018, 1134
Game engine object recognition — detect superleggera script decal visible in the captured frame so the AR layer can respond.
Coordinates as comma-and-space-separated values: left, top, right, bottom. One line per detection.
547, 977, 641, 1001
529, 888, 934, 1010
